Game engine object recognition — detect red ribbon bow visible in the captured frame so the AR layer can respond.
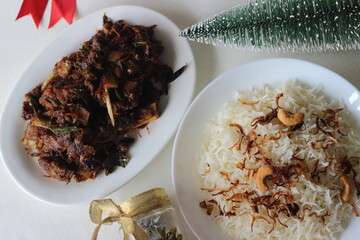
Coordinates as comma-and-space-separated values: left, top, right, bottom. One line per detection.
16, 0, 49, 28
16, 0, 76, 28
49, 0, 76, 28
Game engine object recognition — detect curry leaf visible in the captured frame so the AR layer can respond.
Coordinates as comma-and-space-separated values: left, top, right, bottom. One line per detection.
169, 64, 187, 83
52, 126, 79, 133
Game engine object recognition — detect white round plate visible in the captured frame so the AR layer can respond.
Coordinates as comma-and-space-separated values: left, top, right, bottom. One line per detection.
0, 5, 195, 205
172, 58, 360, 240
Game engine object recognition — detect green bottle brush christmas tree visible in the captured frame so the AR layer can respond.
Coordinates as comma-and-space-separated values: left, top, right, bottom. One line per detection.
180, 0, 360, 52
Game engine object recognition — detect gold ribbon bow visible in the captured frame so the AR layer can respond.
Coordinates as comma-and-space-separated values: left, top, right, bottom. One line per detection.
89, 199, 149, 240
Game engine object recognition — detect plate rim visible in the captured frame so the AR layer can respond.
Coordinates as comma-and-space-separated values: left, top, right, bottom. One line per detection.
172, 57, 360, 239
0, 5, 196, 206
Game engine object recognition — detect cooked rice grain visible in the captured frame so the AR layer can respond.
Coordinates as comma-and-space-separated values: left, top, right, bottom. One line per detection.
197, 80, 360, 240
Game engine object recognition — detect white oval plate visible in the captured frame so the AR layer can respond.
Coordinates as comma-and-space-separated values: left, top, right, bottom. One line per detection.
0, 5, 195, 205
172, 58, 360, 240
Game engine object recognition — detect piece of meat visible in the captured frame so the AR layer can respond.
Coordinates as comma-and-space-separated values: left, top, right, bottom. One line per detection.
38, 156, 74, 183
44, 104, 90, 126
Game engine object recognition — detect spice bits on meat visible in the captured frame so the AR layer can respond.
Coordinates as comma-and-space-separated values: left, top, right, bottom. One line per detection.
21, 15, 185, 183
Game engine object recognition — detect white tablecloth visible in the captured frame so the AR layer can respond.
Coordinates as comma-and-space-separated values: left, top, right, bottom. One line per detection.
0, 0, 359, 239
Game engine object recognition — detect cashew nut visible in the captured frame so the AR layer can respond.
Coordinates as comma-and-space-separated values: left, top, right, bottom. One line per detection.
277, 109, 304, 126
255, 165, 273, 192
340, 175, 354, 202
